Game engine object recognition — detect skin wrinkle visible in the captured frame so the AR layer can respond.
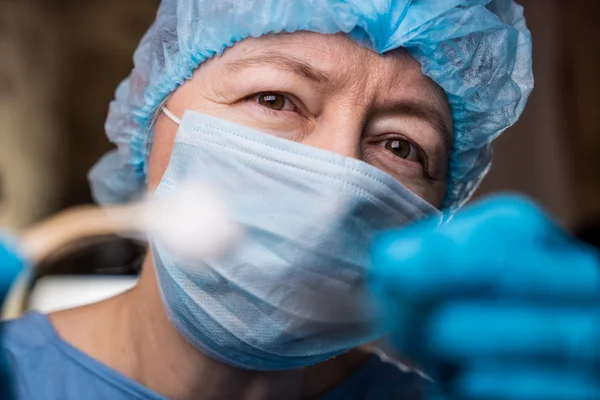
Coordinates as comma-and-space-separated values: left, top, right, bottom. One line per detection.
379, 102, 451, 149
221, 43, 452, 153
224, 53, 331, 85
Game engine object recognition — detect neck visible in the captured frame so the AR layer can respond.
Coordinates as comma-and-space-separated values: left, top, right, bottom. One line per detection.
53, 256, 371, 400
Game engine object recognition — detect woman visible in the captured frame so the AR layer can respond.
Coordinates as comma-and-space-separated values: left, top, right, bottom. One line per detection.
4, 1, 598, 399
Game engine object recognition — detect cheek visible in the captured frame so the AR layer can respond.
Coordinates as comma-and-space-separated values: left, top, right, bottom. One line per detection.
397, 179, 446, 209
363, 150, 446, 208
397, 179, 445, 209
147, 116, 178, 193
425, 180, 447, 209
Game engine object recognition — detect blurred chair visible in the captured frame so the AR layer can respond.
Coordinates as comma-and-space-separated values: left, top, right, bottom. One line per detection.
29, 276, 137, 314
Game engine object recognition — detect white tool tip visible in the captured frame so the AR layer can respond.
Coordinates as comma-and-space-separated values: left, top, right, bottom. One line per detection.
142, 182, 241, 262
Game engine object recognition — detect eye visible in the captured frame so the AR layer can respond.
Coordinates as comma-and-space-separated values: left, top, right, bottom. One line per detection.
382, 138, 421, 162
254, 92, 296, 112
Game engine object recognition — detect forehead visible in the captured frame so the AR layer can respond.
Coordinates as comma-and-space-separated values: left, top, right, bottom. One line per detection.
219, 31, 450, 111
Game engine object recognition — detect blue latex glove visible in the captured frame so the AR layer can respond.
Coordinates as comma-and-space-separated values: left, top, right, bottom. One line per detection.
370, 195, 600, 400
0, 235, 25, 400
0, 236, 23, 304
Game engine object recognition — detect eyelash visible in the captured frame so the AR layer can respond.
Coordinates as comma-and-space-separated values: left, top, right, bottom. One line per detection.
247, 92, 301, 115
369, 134, 434, 180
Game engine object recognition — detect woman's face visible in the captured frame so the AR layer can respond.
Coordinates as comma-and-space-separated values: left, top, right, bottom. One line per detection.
148, 32, 452, 207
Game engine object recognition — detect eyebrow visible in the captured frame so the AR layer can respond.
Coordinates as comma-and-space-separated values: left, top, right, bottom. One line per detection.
223, 52, 331, 84
379, 101, 453, 150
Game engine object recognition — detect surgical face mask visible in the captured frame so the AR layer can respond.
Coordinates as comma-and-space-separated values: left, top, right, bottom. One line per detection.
151, 109, 442, 370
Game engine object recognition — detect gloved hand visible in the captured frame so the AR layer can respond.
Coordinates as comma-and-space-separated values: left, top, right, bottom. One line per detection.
369, 195, 600, 400
0, 235, 25, 400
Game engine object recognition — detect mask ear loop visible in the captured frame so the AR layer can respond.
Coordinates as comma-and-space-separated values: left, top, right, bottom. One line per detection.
162, 107, 181, 125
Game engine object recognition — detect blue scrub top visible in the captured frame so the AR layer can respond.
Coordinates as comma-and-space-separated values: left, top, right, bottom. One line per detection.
1, 313, 423, 399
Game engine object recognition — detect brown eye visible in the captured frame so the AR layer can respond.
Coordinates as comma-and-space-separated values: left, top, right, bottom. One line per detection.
257, 93, 286, 110
384, 139, 418, 160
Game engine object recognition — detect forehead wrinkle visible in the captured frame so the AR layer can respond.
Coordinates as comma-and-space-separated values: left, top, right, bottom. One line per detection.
222, 32, 374, 92
222, 51, 331, 84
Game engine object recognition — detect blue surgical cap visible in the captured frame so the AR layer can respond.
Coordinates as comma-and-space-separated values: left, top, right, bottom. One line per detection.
89, 0, 533, 210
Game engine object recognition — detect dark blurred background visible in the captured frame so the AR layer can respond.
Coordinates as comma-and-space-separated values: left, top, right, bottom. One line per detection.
0, 0, 599, 275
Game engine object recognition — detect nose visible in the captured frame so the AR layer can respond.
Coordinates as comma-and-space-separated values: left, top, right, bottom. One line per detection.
301, 112, 364, 160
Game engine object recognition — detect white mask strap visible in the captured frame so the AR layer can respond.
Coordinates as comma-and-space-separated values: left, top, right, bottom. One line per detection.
162, 107, 181, 125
